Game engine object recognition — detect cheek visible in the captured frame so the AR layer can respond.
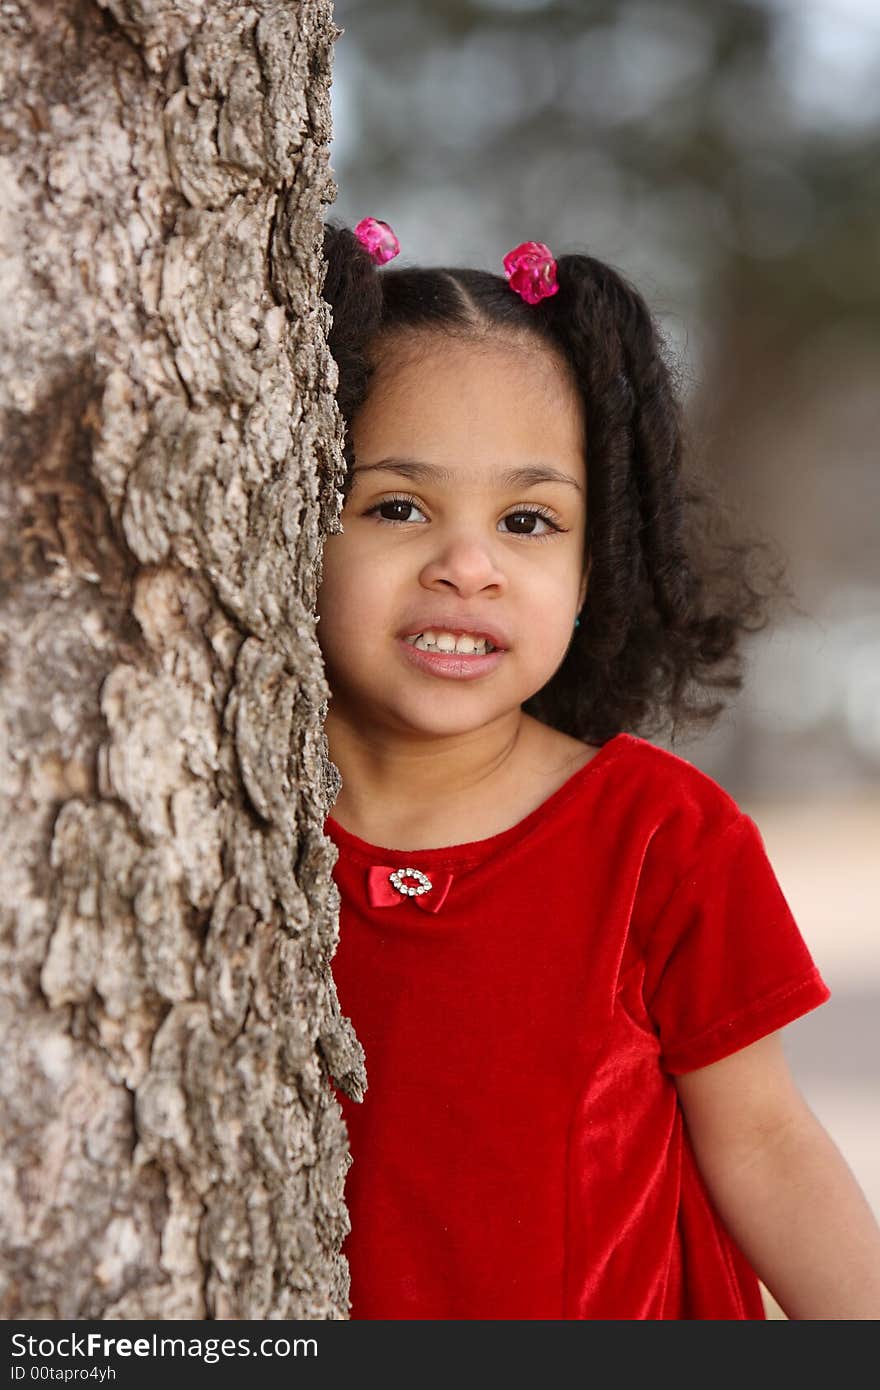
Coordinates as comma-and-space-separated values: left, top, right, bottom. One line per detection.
318, 528, 365, 600
317, 544, 386, 638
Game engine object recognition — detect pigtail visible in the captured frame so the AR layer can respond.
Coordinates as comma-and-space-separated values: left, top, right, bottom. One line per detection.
321, 219, 386, 476
523, 254, 790, 744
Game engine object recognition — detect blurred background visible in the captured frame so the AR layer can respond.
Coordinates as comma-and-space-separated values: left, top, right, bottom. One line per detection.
327, 0, 880, 1310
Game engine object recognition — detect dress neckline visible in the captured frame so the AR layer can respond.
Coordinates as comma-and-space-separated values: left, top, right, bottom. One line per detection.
323, 731, 635, 865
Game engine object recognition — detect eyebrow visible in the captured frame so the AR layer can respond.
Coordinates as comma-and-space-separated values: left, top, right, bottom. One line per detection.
350, 457, 584, 494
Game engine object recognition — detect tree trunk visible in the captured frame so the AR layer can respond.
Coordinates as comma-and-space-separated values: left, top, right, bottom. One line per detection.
0, 0, 365, 1319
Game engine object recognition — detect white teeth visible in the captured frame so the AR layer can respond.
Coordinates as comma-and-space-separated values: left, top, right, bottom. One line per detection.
406, 629, 496, 655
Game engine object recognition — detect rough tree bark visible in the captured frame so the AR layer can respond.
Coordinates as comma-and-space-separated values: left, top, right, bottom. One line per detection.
0, 0, 366, 1319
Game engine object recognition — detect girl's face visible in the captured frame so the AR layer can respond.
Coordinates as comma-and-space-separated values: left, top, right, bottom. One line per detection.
316, 334, 589, 742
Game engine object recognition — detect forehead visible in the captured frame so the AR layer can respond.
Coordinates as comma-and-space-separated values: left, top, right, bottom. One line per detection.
353, 335, 586, 485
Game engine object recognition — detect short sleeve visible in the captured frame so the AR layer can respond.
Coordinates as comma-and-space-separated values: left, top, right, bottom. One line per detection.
641, 811, 831, 1074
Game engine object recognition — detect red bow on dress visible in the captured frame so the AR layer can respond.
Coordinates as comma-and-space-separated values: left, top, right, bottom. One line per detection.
366, 865, 454, 914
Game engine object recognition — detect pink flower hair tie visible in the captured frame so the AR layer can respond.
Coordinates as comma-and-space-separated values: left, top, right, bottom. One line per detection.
502, 240, 559, 305
354, 216, 401, 266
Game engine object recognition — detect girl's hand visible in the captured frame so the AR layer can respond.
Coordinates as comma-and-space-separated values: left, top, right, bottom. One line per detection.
674, 1031, 880, 1319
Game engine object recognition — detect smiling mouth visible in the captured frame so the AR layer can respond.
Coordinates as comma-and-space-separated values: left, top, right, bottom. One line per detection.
403, 634, 499, 655
397, 636, 506, 680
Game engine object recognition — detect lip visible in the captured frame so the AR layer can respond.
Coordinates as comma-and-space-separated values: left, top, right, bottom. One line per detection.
398, 619, 510, 650
397, 636, 507, 681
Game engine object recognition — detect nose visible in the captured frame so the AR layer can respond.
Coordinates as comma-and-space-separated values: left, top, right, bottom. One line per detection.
418, 532, 507, 596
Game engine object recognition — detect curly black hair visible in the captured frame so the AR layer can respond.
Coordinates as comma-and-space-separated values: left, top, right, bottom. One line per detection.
320, 218, 793, 747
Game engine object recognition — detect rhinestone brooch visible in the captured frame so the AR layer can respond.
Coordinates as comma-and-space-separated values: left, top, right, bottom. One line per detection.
388, 867, 433, 898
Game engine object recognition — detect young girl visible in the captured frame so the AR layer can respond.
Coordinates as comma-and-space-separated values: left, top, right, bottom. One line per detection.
315, 215, 880, 1320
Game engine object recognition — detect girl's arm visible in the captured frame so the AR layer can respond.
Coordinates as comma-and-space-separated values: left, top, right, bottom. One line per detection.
674, 1031, 880, 1319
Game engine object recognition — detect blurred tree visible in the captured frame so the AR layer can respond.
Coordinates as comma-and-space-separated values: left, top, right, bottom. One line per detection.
332, 0, 880, 329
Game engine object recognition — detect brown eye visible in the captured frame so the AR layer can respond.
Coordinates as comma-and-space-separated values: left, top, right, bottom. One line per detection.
366, 495, 426, 524
502, 509, 561, 538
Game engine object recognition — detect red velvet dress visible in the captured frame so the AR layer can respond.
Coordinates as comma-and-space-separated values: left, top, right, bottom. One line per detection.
325, 732, 831, 1319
